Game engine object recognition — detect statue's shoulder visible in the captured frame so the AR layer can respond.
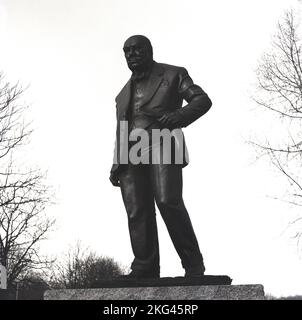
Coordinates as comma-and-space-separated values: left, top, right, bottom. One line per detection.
155, 62, 187, 76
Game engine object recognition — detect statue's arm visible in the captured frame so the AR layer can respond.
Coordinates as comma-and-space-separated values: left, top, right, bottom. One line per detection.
176, 67, 212, 127
109, 107, 121, 187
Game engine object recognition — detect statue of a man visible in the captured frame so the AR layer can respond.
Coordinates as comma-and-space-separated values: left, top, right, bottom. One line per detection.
110, 35, 212, 279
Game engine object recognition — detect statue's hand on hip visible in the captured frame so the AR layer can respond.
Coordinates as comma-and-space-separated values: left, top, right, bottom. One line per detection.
158, 111, 183, 129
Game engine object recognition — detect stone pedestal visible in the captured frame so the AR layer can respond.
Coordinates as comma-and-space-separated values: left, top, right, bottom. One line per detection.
44, 276, 265, 300
45, 284, 264, 300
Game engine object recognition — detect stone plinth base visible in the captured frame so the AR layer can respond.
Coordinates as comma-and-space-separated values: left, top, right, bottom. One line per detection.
44, 278, 265, 300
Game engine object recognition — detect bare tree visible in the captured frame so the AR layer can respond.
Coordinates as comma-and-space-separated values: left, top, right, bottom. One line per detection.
252, 9, 302, 243
0, 73, 31, 159
0, 74, 54, 287
51, 242, 125, 289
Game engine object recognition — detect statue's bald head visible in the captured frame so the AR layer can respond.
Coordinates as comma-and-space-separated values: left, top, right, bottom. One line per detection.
123, 35, 153, 72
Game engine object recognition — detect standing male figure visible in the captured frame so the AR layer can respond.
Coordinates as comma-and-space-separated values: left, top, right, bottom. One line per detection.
110, 35, 212, 278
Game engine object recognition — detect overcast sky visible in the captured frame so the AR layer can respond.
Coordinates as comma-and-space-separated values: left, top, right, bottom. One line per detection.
0, 0, 302, 297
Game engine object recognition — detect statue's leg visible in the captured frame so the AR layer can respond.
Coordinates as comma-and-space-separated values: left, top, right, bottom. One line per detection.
119, 164, 160, 275
150, 164, 205, 274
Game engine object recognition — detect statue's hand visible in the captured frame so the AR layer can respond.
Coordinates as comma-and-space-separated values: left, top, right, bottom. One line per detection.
109, 172, 120, 187
158, 111, 183, 129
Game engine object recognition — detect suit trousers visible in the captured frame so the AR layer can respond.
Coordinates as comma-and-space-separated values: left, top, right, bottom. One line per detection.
119, 163, 204, 273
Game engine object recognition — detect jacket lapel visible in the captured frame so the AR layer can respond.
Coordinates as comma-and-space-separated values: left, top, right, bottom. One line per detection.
139, 62, 164, 108
115, 62, 164, 117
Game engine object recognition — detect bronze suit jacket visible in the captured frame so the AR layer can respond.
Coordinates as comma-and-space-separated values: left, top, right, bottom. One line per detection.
111, 61, 212, 175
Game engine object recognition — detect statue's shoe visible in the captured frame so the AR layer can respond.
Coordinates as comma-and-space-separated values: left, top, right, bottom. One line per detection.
184, 265, 205, 278
118, 269, 160, 279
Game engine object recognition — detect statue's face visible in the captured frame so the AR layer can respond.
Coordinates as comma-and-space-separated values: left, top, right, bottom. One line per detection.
123, 36, 152, 71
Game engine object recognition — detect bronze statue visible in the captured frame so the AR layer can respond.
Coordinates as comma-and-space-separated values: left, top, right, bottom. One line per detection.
110, 35, 212, 279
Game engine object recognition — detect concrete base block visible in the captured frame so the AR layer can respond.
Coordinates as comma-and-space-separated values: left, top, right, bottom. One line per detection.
44, 284, 265, 300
